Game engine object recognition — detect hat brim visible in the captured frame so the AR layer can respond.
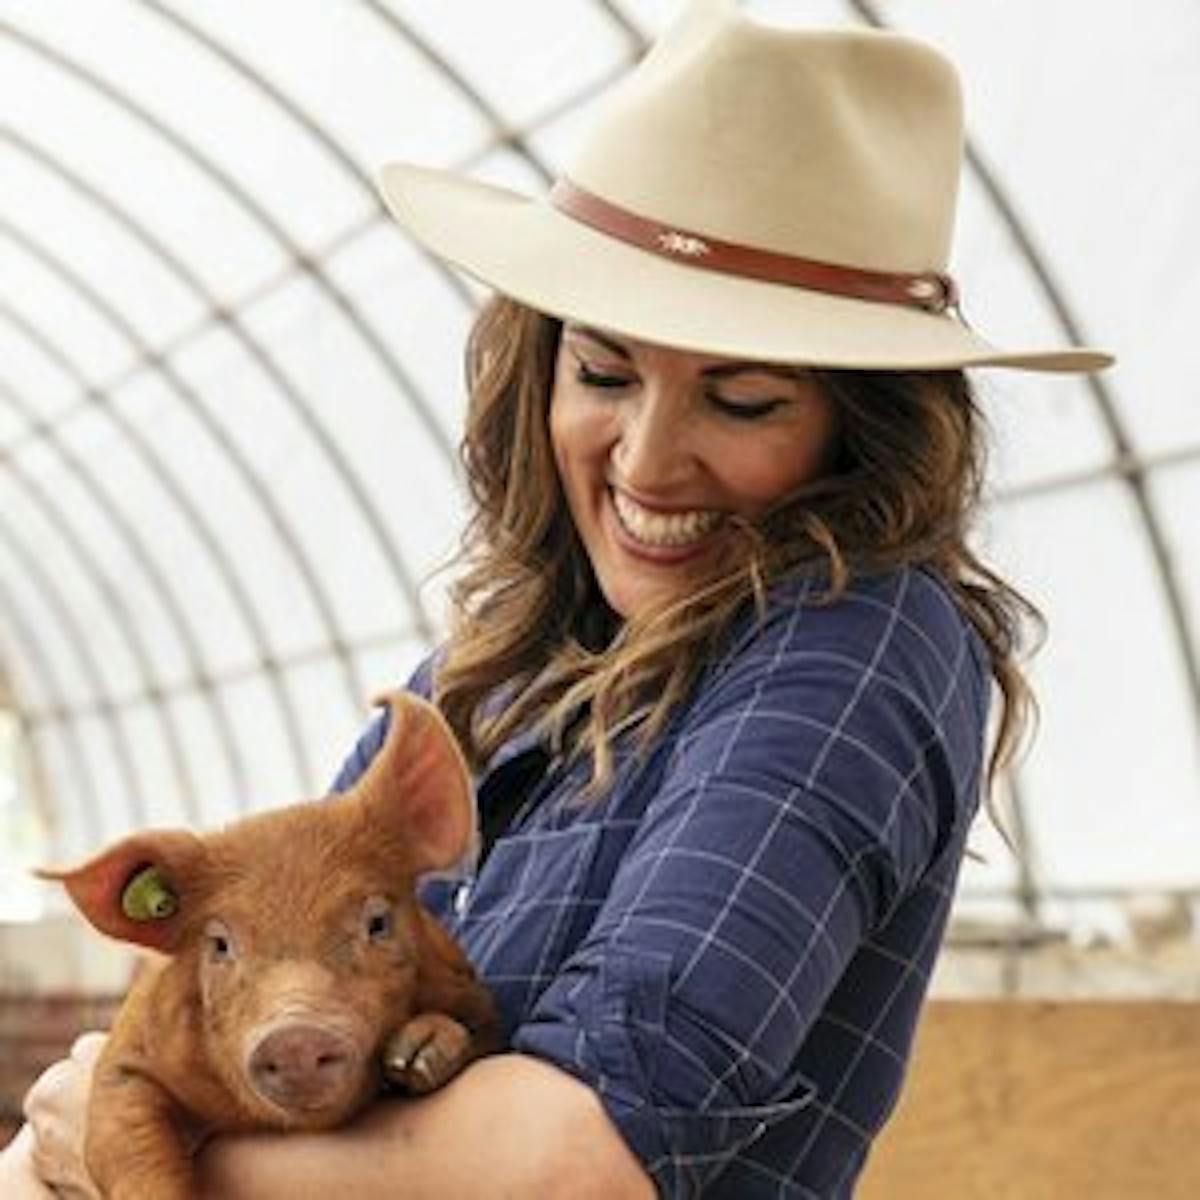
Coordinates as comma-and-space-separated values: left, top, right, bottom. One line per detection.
378, 163, 1113, 374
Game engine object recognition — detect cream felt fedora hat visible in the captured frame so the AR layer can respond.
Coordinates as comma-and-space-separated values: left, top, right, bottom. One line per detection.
378, 0, 1111, 373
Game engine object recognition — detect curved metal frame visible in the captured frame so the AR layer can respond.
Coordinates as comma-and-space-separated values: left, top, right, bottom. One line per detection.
962, 150, 1200, 723
0, 656, 56, 860
844, 0, 1198, 981
0, 303, 246, 813
0, 439, 147, 830
2, 19, 444, 646
0, 3, 644, 836
592, 0, 650, 50
354, 0, 552, 187
845, 0, 1199, 742
7, 1, 1188, 885
0, 529, 104, 852
143, 0, 485, 304
1, 217, 346, 791
17, 625, 426, 729
0, 350, 204, 822
4, 124, 435, 798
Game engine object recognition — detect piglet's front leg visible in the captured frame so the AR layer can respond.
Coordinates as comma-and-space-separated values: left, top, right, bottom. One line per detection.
382, 1012, 476, 1094
382, 907, 503, 1095
86, 1064, 196, 1200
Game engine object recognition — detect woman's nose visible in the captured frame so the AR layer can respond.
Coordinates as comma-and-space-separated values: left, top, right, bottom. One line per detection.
612, 390, 692, 489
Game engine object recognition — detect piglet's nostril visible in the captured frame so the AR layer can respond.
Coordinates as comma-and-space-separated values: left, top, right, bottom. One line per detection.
247, 1024, 359, 1113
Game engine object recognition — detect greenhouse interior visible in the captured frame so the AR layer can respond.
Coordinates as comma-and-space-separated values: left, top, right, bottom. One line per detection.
1, 1, 1197, 1196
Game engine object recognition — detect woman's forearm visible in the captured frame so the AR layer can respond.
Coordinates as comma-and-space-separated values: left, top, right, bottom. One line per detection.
195, 1052, 654, 1200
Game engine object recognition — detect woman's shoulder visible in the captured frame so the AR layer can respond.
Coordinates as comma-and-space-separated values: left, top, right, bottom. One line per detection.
707, 563, 989, 716
665, 563, 990, 864
733, 563, 972, 648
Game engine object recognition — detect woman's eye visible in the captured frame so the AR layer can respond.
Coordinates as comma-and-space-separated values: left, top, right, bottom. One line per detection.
574, 361, 634, 390
708, 395, 785, 421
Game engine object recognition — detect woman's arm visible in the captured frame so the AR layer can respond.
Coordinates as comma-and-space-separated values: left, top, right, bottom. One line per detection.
18, 1034, 651, 1199
199, 1052, 653, 1200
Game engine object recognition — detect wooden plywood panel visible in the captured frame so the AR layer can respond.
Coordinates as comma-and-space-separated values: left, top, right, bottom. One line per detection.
859, 1000, 1200, 1199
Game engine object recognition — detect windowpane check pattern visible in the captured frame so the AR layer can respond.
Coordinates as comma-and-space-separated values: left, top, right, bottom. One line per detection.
333, 566, 989, 1197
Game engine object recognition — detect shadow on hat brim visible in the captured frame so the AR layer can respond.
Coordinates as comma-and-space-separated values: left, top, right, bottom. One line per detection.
378, 163, 1114, 375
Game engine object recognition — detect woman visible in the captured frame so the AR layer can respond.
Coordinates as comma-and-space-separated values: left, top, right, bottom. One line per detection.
4, 2, 1110, 1196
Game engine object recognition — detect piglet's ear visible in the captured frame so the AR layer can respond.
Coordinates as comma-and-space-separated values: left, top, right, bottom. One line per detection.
353, 692, 474, 873
34, 829, 207, 954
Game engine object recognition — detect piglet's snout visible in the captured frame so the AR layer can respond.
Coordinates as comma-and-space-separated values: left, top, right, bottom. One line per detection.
246, 1022, 362, 1112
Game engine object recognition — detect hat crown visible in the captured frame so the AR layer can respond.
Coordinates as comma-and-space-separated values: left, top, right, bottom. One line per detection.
376, 0, 1112, 371
566, 0, 963, 274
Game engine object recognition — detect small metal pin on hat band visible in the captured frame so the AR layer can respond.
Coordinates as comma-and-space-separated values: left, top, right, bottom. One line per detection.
656, 230, 711, 257
906, 279, 941, 303
906, 274, 961, 317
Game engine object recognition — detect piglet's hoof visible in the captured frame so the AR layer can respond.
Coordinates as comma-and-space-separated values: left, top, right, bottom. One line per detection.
383, 1013, 473, 1094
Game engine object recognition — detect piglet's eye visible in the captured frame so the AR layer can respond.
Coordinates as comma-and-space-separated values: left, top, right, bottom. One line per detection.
362, 896, 394, 943
204, 918, 235, 963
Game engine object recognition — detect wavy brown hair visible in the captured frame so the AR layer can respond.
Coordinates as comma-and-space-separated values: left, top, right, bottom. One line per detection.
434, 295, 1042, 797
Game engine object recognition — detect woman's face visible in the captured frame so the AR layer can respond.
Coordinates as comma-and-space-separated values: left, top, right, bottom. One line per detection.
550, 323, 839, 620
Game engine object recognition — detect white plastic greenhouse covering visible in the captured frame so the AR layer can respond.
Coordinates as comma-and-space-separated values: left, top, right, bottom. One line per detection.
1, 0, 1197, 950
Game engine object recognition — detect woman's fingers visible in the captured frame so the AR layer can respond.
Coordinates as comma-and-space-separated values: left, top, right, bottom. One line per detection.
22, 1035, 104, 1198
23, 1057, 77, 1121
69, 1032, 108, 1064
0, 1125, 58, 1198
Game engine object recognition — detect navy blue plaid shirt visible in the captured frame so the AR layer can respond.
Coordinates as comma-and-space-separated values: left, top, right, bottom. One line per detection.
331, 565, 988, 1197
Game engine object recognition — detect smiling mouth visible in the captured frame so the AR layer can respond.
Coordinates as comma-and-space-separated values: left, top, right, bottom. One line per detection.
610, 489, 723, 549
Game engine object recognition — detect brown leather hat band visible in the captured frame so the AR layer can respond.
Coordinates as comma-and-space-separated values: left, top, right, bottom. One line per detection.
549, 178, 958, 315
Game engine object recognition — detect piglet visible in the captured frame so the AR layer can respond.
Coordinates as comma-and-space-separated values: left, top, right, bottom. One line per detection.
36, 691, 500, 1200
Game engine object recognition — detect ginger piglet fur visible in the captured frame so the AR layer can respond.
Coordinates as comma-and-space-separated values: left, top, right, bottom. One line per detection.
36, 692, 500, 1200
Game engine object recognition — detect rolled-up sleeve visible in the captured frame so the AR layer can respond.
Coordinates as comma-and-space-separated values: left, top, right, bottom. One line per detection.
512, 591, 972, 1195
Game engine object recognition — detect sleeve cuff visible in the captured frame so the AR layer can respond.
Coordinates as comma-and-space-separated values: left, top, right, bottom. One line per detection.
511, 947, 815, 1198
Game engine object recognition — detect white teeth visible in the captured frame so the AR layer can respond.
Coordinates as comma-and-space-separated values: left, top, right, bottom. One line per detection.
612, 491, 722, 547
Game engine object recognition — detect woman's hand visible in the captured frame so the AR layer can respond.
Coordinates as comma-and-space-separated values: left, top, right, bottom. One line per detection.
0, 1125, 58, 1198
20, 1031, 106, 1198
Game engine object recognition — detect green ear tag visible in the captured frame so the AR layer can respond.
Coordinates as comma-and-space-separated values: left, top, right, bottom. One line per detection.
121, 866, 178, 921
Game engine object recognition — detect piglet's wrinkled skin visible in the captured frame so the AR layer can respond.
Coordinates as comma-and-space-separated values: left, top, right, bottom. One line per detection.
37, 692, 500, 1200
